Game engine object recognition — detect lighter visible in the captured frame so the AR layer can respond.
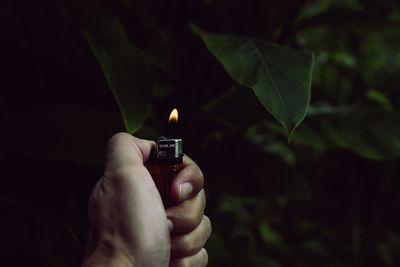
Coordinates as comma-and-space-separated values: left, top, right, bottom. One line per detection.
146, 137, 184, 208
146, 108, 184, 208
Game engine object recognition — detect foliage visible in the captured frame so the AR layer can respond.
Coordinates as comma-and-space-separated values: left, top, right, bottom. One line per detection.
1, 0, 400, 266
191, 24, 314, 139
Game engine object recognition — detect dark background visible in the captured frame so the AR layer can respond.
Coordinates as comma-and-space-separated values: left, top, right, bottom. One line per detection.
1, 0, 400, 266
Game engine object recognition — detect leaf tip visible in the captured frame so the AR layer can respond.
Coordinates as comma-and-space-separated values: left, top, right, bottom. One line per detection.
189, 23, 209, 38
284, 120, 301, 144
189, 23, 200, 34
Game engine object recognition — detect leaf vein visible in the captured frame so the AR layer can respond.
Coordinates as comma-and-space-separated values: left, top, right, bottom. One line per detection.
249, 41, 290, 122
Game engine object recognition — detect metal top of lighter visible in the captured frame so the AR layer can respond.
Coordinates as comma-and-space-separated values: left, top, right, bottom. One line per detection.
148, 137, 183, 164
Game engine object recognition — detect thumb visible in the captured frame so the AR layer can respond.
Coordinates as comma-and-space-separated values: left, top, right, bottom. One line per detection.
104, 132, 155, 176
95, 133, 170, 265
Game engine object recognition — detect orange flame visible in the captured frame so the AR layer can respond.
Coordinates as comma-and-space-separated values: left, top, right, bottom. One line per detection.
169, 108, 178, 123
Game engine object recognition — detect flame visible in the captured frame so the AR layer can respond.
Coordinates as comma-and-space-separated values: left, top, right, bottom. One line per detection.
169, 108, 178, 123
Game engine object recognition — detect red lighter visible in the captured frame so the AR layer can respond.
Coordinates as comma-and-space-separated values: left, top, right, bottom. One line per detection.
146, 137, 184, 208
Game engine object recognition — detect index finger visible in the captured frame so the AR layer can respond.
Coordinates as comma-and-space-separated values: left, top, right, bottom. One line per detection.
170, 155, 205, 202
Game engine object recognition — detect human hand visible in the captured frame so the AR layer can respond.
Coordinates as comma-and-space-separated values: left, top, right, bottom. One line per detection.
82, 133, 211, 267
167, 155, 211, 267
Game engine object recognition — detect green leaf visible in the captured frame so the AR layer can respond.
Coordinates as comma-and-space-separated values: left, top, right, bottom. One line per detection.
295, 106, 400, 161
79, 12, 151, 133
191, 24, 314, 139
366, 89, 393, 111
322, 108, 400, 160
259, 222, 284, 248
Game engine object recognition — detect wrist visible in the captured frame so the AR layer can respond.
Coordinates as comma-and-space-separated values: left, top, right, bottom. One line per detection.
82, 237, 136, 267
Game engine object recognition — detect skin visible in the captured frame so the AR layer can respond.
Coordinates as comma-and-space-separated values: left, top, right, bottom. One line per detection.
82, 133, 211, 267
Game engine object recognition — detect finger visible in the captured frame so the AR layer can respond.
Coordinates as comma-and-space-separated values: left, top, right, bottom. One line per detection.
170, 215, 212, 259
169, 248, 208, 267
170, 155, 205, 202
166, 190, 206, 234
104, 133, 155, 178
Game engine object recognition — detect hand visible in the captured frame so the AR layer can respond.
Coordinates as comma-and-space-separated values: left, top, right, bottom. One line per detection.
82, 133, 211, 267
167, 155, 211, 267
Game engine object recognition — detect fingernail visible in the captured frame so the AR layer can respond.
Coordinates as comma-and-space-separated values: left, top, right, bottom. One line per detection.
179, 182, 193, 200
167, 219, 173, 232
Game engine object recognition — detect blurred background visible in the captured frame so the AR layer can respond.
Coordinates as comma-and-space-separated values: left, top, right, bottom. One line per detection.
1, 0, 400, 266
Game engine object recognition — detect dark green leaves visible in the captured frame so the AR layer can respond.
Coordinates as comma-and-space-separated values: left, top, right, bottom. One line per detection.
80, 15, 151, 133
192, 25, 314, 139
321, 108, 400, 160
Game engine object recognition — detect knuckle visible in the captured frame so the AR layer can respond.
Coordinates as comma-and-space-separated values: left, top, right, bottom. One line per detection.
200, 189, 206, 208
177, 201, 203, 231
107, 132, 131, 147
203, 215, 212, 239
171, 249, 208, 267
177, 217, 211, 255
201, 248, 209, 267
172, 233, 199, 257
185, 157, 204, 187
188, 204, 203, 229
180, 259, 191, 267
181, 234, 198, 255
196, 167, 205, 188
170, 258, 190, 267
